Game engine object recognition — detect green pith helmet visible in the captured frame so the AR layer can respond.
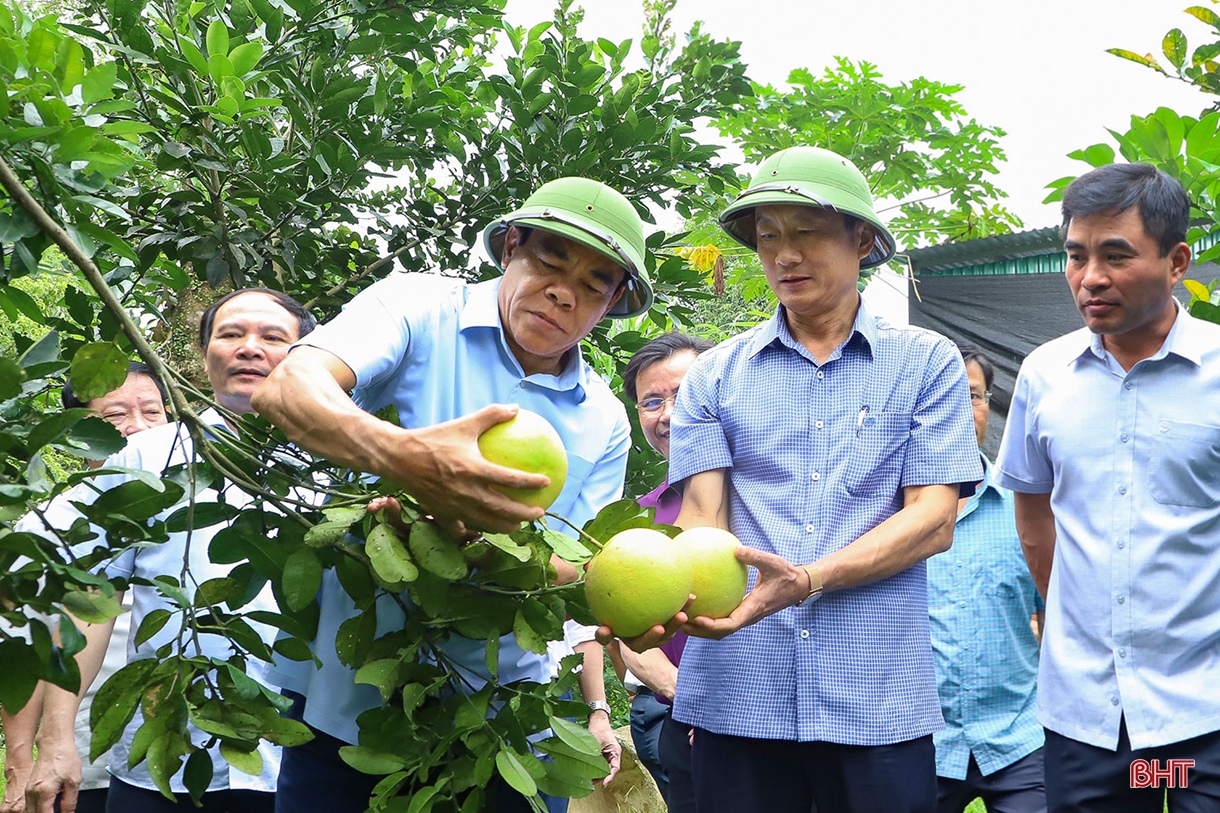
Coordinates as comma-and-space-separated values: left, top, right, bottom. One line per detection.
719, 146, 897, 269
483, 177, 653, 318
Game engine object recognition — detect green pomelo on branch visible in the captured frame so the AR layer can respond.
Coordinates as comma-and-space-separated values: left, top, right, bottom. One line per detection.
477, 409, 568, 509
674, 527, 748, 619
584, 528, 694, 637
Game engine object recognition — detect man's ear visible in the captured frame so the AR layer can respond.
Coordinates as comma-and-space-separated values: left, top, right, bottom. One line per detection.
501, 225, 523, 266
855, 222, 877, 262
1167, 241, 1192, 286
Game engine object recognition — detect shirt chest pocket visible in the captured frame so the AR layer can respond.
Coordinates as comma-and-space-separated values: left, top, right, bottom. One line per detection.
843, 412, 911, 498
1146, 419, 1220, 508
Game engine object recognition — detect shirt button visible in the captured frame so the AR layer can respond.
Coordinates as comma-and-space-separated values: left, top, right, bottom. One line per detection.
1112, 696, 1121, 706
1117, 594, 1126, 604
815, 420, 824, 429
811, 472, 821, 481
1118, 485, 1127, 495
1121, 433, 1129, 443
1119, 648, 1127, 658
1117, 540, 1126, 549
816, 371, 825, 380
1124, 382, 1132, 390
805, 524, 815, 533
958, 601, 967, 609
1160, 421, 1169, 432
800, 629, 810, 639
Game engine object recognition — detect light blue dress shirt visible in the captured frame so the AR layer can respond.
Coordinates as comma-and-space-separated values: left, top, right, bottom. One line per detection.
928, 456, 1044, 779
668, 300, 981, 746
67, 410, 282, 794
996, 305, 1220, 750
272, 273, 630, 745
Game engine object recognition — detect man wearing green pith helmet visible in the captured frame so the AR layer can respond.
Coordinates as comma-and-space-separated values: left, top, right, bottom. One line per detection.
253, 177, 651, 812
604, 147, 981, 812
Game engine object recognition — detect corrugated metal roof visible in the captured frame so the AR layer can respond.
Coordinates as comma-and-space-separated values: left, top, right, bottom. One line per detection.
897, 226, 1061, 274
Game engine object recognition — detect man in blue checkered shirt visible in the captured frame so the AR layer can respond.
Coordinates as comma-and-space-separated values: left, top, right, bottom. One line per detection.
605, 146, 982, 813
928, 344, 1046, 813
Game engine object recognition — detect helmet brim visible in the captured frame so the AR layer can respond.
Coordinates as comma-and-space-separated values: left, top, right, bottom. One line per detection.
719, 187, 897, 269
483, 215, 653, 319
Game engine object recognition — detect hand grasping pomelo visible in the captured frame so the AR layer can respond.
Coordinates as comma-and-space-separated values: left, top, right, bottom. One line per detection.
585, 528, 694, 637
674, 527, 748, 619
477, 408, 568, 509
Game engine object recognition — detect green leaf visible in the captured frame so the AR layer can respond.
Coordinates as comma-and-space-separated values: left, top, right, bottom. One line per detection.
134, 608, 173, 647
146, 731, 189, 798
282, 547, 323, 611
407, 522, 467, 580
1184, 278, 1210, 301
164, 502, 240, 534
354, 658, 399, 703
90, 659, 158, 760
228, 41, 263, 75
1186, 5, 1220, 30
481, 532, 533, 563
90, 478, 184, 522
81, 60, 118, 104
183, 748, 214, 806
366, 523, 419, 585
69, 342, 129, 403
338, 746, 407, 775
56, 415, 123, 460
1067, 143, 1115, 168
179, 37, 209, 75
540, 528, 591, 562
1105, 48, 1167, 74
0, 640, 42, 709
220, 742, 264, 776
1164, 28, 1188, 70
495, 749, 538, 798
548, 716, 602, 758
206, 19, 229, 58
209, 53, 234, 80
62, 590, 123, 624
0, 358, 27, 400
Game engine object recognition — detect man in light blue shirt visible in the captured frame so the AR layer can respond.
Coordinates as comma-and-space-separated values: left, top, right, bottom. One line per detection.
615, 147, 981, 813
253, 177, 651, 813
996, 163, 1220, 812
928, 345, 1045, 813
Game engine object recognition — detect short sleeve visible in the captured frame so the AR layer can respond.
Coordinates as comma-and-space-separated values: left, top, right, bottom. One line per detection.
668, 352, 733, 485
902, 341, 983, 490
995, 361, 1054, 494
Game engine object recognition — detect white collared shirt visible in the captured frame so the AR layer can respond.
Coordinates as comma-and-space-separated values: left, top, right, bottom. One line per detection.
997, 305, 1220, 750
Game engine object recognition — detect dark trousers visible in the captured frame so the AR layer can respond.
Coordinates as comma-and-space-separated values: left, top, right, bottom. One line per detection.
658, 711, 696, 813
629, 690, 669, 796
105, 779, 273, 813
1044, 719, 1220, 813
73, 788, 108, 813
690, 727, 937, 813
937, 749, 1046, 813
275, 693, 567, 813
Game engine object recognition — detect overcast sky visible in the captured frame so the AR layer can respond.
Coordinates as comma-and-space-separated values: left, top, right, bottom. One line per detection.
503, 0, 1209, 230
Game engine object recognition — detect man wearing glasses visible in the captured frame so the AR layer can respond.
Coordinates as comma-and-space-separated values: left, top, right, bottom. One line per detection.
927, 344, 1046, 813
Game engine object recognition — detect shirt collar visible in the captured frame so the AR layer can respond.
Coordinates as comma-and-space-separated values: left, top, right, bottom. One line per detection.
458, 276, 589, 397
746, 295, 877, 361
1077, 301, 1202, 368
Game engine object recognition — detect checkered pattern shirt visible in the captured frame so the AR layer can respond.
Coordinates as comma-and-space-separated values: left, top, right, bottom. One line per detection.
668, 300, 981, 745
928, 457, 1044, 779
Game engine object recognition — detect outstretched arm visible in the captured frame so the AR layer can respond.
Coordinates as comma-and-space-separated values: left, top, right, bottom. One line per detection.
253, 346, 550, 534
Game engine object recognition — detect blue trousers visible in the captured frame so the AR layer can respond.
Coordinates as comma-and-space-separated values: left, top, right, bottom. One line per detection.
629, 690, 669, 795
690, 727, 937, 813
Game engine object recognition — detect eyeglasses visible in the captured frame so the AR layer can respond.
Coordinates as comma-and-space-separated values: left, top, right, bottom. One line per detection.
636, 395, 677, 415
971, 391, 992, 406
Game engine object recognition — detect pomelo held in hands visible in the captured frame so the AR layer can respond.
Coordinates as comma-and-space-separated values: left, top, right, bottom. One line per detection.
675, 526, 748, 619
584, 528, 694, 638
477, 408, 568, 509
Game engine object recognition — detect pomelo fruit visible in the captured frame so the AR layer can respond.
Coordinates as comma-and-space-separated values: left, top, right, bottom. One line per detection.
477, 409, 568, 509
674, 527, 748, 619
584, 528, 694, 638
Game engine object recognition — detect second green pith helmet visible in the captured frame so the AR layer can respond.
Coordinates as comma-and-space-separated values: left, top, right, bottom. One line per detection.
483, 177, 653, 318
718, 146, 897, 269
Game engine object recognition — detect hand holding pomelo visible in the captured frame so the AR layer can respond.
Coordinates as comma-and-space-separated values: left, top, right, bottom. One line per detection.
674, 527, 748, 619
477, 408, 568, 509
584, 528, 694, 638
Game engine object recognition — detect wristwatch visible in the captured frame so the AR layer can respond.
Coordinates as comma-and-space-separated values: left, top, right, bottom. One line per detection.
796, 564, 823, 606
587, 700, 612, 717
